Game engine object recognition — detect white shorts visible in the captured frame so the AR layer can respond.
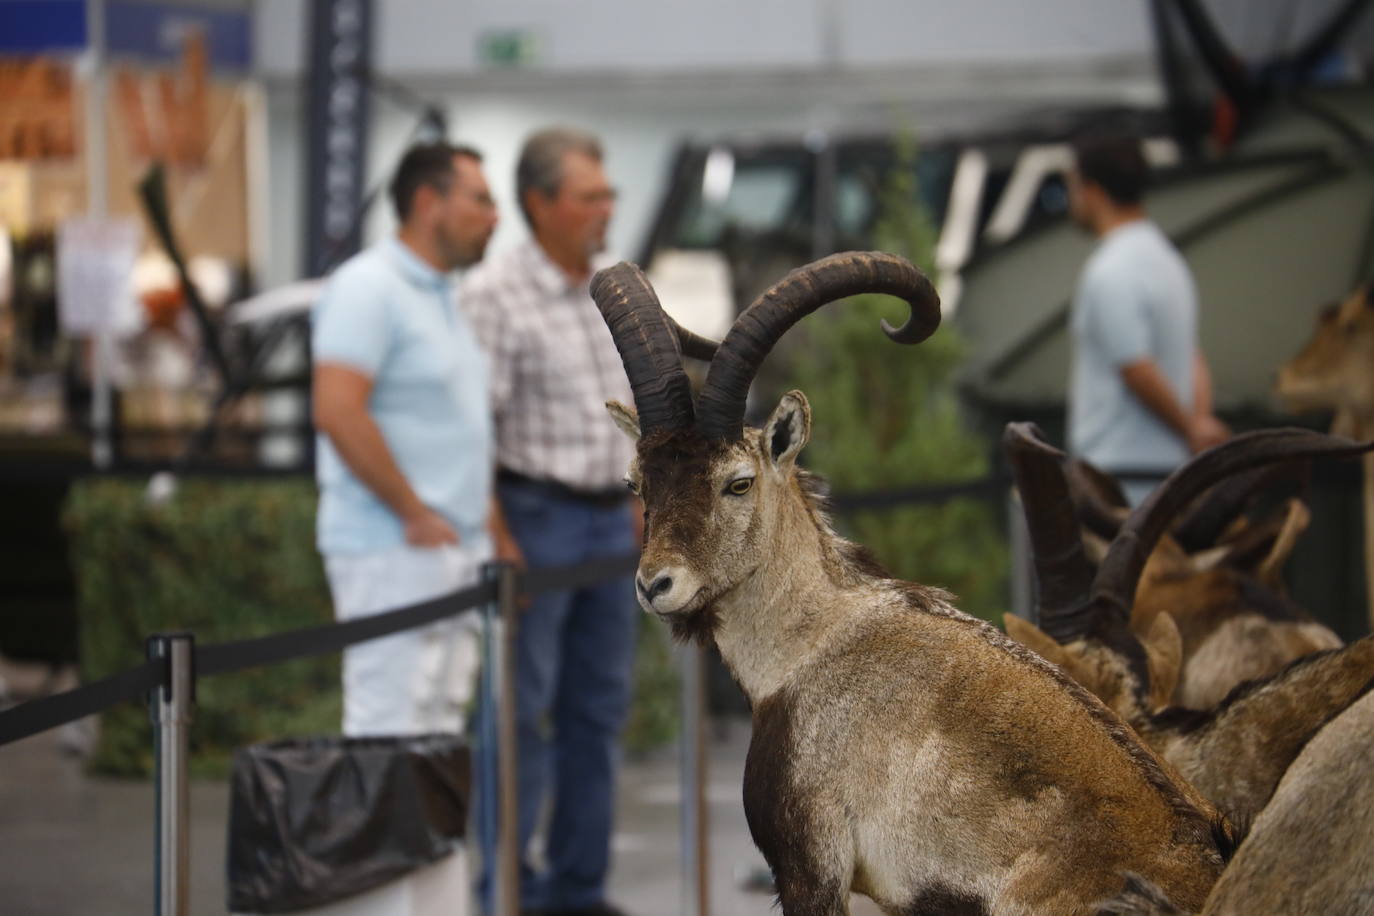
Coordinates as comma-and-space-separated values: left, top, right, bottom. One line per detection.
325, 541, 490, 737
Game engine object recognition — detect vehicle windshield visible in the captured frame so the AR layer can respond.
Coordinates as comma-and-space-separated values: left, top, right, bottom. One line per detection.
660, 141, 962, 256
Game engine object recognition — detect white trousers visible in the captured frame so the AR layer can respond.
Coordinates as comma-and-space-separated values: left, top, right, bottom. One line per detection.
325, 542, 489, 737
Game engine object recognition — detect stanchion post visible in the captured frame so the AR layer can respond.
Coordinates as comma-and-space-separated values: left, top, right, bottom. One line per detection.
678, 643, 709, 916
148, 632, 194, 916
477, 571, 500, 912
484, 562, 521, 916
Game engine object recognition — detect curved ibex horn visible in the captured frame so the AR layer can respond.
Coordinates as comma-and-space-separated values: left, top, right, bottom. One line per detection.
1092, 428, 1374, 616
591, 262, 715, 435
1004, 423, 1096, 640
696, 251, 940, 441
1171, 461, 1307, 552
1063, 458, 1132, 541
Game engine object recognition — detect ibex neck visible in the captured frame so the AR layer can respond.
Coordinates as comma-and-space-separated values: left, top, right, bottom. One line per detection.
713, 485, 871, 702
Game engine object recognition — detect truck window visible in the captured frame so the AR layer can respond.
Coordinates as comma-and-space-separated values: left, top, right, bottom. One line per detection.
670, 150, 810, 250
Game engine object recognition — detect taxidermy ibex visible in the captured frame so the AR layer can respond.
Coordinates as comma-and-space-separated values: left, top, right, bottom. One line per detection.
1098, 689, 1374, 916
1060, 449, 1341, 710
1003, 423, 1374, 825
591, 252, 1234, 915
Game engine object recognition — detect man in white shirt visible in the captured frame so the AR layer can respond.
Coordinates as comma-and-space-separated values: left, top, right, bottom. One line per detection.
312, 142, 518, 736
1066, 133, 1230, 505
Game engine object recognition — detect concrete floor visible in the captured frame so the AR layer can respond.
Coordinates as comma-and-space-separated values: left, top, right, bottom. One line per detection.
0, 718, 882, 915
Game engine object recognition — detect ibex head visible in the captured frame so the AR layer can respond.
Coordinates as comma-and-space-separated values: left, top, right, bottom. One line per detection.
591, 252, 940, 645
1276, 282, 1374, 426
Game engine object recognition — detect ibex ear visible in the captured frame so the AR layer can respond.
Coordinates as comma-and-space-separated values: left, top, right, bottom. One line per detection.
763, 390, 811, 469
1141, 611, 1182, 710
605, 401, 641, 442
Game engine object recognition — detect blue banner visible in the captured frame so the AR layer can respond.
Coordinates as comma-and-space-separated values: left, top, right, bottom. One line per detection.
0, 2, 250, 71
106, 1, 251, 72
0, 1, 87, 54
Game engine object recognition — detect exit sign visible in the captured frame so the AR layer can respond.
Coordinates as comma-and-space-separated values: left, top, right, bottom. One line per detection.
478, 29, 540, 68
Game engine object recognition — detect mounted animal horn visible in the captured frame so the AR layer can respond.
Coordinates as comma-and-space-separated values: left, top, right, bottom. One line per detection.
590, 262, 716, 435
1063, 458, 1131, 540
1171, 462, 1307, 552
695, 251, 941, 441
1004, 423, 1095, 640
1092, 428, 1374, 616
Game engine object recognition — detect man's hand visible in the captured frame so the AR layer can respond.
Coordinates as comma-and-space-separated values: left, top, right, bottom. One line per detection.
403, 505, 461, 547
1186, 413, 1231, 455
494, 527, 526, 570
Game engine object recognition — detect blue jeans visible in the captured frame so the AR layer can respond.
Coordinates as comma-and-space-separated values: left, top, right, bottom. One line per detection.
478, 479, 638, 912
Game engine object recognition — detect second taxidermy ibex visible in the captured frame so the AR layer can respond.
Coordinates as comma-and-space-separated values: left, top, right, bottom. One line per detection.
590, 252, 1235, 916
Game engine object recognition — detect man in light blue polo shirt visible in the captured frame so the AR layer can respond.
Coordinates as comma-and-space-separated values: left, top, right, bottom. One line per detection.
312, 142, 518, 735
1067, 134, 1230, 505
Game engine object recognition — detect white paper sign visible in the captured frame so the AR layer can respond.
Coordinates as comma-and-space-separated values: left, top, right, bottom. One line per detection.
56, 217, 140, 336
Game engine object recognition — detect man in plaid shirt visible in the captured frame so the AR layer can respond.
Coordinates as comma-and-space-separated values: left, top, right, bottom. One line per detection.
463, 127, 638, 916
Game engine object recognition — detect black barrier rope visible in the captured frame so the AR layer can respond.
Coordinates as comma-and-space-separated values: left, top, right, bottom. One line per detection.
0, 553, 643, 748
522, 552, 640, 596
195, 579, 500, 678
5, 468, 1174, 750
0, 659, 165, 748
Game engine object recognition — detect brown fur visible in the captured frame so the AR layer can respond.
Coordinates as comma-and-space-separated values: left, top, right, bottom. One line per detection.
1133, 533, 1342, 710
1198, 689, 1374, 914
1098, 690, 1374, 915
1007, 613, 1374, 824
615, 394, 1231, 915
1008, 444, 1374, 827
1064, 455, 1342, 710
1141, 635, 1374, 824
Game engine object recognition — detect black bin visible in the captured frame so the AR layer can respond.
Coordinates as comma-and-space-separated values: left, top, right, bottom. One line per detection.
226, 733, 470, 914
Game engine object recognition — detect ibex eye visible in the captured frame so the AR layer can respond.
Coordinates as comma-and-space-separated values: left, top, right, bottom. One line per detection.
625, 479, 640, 494
727, 477, 754, 496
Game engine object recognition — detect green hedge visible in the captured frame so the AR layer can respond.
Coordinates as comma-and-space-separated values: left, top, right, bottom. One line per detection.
64, 478, 678, 778
65, 478, 340, 777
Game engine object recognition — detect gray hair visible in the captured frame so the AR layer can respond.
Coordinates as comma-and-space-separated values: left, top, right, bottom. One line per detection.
516, 126, 603, 229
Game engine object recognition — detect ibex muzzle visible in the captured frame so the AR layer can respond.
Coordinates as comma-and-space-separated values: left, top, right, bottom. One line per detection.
592, 253, 1233, 915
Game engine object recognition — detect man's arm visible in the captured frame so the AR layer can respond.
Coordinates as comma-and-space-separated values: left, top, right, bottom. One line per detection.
1187, 350, 1230, 452
1191, 350, 1214, 418
313, 362, 458, 546
1119, 354, 1229, 454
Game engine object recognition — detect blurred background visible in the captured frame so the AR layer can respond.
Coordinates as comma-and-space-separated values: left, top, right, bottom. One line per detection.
0, 1, 1372, 910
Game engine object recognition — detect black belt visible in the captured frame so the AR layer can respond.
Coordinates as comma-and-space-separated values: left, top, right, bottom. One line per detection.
496, 468, 629, 508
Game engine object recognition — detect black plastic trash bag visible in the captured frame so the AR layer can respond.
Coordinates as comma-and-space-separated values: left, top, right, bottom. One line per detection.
226, 733, 470, 913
